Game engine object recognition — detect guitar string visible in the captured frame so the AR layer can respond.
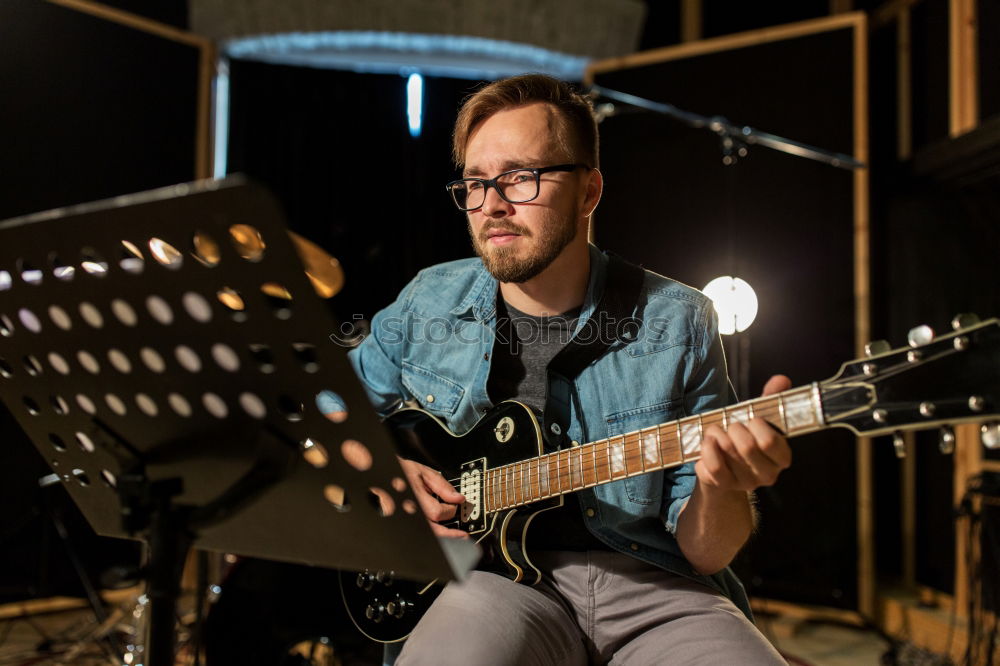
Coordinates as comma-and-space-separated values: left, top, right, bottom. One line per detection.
444, 406, 786, 511
439, 345, 965, 510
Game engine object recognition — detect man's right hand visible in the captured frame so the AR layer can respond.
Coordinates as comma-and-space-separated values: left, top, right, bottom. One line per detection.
397, 458, 469, 539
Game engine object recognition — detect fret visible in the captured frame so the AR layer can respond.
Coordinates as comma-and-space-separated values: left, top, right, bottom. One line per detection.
591, 445, 598, 485
676, 421, 684, 462
513, 464, 521, 504
660, 425, 681, 466
748, 401, 755, 420
525, 460, 532, 501
493, 468, 499, 509
610, 436, 626, 478
520, 461, 528, 502
555, 452, 563, 493
656, 425, 665, 467
641, 427, 659, 470
505, 465, 513, 507
622, 435, 642, 476
778, 393, 787, 432
721, 409, 728, 430
728, 404, 750, 426
530, 460, 538, 500
582, 444, 597, 487
606, 438, 613, 479
569, 449, 583, 490
495, 467, 502, 507
679, 418, 701, 458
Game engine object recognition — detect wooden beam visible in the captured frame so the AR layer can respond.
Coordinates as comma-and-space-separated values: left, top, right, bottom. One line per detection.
44, 0, 209, 48
852, 13, 875, 620
588, 13, 865, 76
681, 0, 703, 43
752, 597, 865, 626
196, 43, 218, 180
949, 0, 978, 136
902, 432, 917, 586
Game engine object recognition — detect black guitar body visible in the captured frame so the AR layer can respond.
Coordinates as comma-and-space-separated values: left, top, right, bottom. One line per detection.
388, 400, 562, 582
339, 401, 560, 643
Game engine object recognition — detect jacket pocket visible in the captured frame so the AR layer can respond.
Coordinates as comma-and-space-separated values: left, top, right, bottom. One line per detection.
401, 361, 465, 417
604, 399, 681, 505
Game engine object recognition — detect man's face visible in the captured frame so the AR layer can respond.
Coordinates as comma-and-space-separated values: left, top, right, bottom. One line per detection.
462, 103, 586, 283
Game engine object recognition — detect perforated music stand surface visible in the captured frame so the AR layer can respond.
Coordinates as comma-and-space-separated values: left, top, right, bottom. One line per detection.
0, 177, 476, 584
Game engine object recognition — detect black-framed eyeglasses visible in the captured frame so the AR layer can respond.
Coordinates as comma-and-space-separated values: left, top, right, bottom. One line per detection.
445, 163, 589, 211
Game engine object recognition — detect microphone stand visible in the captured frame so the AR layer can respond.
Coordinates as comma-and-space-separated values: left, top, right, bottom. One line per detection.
589, 85, 865, 170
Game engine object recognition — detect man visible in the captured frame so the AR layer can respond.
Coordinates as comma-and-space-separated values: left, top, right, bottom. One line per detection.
348, 74, 791, 664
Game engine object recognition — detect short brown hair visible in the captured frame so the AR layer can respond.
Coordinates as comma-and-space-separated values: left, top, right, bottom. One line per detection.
452, 74, 599, 169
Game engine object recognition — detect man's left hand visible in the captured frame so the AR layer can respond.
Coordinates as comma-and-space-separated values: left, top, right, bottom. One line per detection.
696, 375, 793, 492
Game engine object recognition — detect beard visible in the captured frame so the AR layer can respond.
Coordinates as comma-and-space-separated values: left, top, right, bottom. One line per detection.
469, 210, 579, 283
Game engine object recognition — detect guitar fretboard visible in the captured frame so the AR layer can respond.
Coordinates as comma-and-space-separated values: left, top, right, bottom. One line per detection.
481, 384, 824, 513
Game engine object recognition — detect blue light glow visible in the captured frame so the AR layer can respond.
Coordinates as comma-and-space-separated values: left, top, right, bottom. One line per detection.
406, 73, 423, 138
212, 57, 230, 179
223, 31, 589, 81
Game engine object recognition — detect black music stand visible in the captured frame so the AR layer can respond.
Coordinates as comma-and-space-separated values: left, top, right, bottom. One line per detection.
0, 177, 477, 665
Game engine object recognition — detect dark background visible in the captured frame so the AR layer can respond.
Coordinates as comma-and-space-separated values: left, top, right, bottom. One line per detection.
1, 0, 998, 614
594, 27, 859, 608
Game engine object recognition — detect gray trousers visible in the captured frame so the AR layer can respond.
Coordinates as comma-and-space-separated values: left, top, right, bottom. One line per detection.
392, 550, 785, 665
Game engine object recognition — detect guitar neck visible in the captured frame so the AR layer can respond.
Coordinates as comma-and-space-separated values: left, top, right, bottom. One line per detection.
481, 384, 825, 513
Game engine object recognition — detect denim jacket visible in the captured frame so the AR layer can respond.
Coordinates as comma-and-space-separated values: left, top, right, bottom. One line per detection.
345, 243, 750, 616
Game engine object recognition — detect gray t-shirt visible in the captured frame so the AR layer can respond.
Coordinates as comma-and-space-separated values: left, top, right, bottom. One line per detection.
487, 299, 610, 551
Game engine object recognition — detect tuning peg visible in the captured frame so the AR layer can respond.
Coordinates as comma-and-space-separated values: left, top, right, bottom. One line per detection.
864, 340, 890, 357
907, 325, 935, 347
939, 426, 956, 454
951, 313, 980, 331
983, 423, 1000, 450
892, 432, 906, 458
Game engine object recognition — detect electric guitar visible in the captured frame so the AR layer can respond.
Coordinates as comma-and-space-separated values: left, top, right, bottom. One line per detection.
340, 316, 1000, 643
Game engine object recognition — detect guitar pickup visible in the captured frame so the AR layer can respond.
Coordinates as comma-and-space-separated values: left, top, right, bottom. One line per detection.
459, 458, 487, 533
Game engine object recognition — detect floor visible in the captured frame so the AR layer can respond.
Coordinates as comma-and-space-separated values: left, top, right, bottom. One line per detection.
0, 597, 929, 666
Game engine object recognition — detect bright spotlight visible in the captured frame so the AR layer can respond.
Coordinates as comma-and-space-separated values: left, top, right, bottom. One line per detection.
703, 276, 758, 335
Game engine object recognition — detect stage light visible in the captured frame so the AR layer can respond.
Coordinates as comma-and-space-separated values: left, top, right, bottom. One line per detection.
212, 57, 230, 179
406, 72, 423, 138
703, 276, 758, 335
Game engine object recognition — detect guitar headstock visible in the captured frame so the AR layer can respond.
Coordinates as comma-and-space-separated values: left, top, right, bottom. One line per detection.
820, 316, 1000, 447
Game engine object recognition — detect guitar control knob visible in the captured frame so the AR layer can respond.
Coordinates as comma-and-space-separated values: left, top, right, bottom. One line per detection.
907, 325, 934, 348
375, 570, 394, 585
969, 396, 985, 412
356, 572, 375, 591
892, 432, 906, 459
386, 598, 413, 618
951, 313, 980, 331
864, 340, 890, 357
365, 602, 386, 623
982, 423, 1000, 450
939, 426, 956, 455
919, 402, 936, 418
